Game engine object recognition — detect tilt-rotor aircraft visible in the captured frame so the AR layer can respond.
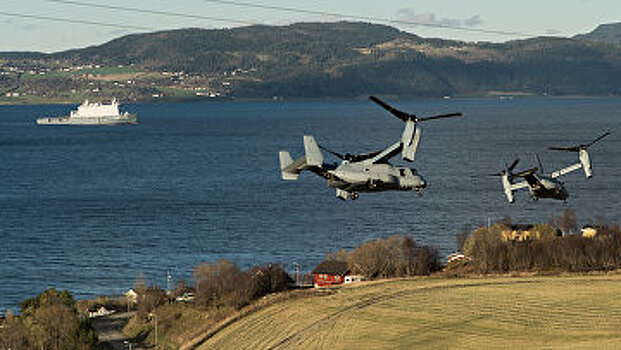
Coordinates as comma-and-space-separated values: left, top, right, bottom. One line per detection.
493, 132, 611, 203
278, 96, 462, 200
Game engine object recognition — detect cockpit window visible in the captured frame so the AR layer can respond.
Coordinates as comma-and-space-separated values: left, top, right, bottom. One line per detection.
399, 169, 406, 176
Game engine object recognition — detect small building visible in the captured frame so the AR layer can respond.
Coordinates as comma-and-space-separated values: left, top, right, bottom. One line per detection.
88, 306, 115, 318
446, 252, 467, 264
175, 292, 195, 303
312, 260, 349, 288
501, 224, 562, 242
344, 275, 365, 284
124, 289, 138, 304
581, 225, 602, 238
501, 224, 536, 241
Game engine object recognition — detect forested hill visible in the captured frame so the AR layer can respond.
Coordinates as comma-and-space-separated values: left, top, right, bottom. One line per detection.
2, 21, 621, 101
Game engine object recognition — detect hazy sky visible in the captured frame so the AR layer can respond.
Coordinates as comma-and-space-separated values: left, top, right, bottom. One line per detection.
1, 0, 619, 52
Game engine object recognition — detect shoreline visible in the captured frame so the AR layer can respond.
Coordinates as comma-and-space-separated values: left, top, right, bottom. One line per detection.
1, 94, 620, 106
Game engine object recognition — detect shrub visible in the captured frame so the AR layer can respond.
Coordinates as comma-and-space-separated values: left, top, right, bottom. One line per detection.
346, 235, 440, 279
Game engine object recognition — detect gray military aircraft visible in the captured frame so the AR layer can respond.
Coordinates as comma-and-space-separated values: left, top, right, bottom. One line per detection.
278, 96, 462, 200
493, 132, 610, 203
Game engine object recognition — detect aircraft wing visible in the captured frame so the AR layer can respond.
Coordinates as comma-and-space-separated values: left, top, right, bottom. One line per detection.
551, 162, 582, 178
510, 181, 529, 190
366, 141, 402, 164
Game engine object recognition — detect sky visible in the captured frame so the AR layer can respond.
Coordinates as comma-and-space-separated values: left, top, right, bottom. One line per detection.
1, 0, 619, 53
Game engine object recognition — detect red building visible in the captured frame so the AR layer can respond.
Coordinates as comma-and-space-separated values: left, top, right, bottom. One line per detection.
312, 260, 349, 288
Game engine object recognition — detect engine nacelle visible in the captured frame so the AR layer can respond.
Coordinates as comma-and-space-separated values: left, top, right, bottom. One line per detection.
502, 173, 514, 203
580, 148, 592, 178
401, 121, 421, 162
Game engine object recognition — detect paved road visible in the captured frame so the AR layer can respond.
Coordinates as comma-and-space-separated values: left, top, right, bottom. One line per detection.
90, 311, 135, 349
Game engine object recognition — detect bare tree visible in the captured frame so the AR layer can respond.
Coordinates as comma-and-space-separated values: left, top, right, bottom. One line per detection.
456, 227, 470, 251
548, 207, 577, 235
0, 310, 31, 349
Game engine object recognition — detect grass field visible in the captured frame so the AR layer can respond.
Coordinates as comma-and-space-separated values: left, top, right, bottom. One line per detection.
196, 274, 621, 349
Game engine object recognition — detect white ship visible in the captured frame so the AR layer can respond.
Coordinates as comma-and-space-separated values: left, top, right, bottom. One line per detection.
36, 99, 137, 125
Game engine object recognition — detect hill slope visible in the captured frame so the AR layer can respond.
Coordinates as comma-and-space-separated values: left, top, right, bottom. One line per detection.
196, 275, 621, 349
56, 22, 621, 97
2, 21, 621, 101
575, 22, 621, 43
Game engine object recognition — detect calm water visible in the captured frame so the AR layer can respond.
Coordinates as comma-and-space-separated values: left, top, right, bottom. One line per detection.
1, 98, 620, 311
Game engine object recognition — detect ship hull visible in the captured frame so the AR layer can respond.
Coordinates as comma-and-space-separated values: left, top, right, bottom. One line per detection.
36, 114, 137, 125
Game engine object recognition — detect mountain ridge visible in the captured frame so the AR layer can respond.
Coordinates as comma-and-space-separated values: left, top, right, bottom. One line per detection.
1, 21, 620, 101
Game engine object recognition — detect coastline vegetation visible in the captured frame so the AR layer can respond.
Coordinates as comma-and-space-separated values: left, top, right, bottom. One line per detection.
1, 209, 620, 348
0, 289, 97, 349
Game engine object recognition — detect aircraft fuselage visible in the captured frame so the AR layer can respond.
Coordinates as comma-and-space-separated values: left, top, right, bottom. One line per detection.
526, 174, 569, 201
327, 162, 426, 193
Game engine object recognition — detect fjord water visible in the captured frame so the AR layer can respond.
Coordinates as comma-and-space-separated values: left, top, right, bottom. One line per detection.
1, 98, 620, 311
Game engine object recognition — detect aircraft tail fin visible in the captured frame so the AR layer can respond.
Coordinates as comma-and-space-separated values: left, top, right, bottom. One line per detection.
279, 151, 303, 180
279, 135, 324, 180
303, 135, 324, 167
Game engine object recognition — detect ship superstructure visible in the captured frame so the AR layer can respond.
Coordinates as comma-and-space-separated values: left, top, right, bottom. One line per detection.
36, 99, 137, 125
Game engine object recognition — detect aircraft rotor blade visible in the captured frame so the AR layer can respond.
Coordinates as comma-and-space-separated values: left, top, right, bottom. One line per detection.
535, 154, 544, 174
508, 158, 520, 172
418, 112, 462, 121
548, 146, 581, 152
586, 131, 611, 147
369, 96, 415, 122
549, 131, 611, 152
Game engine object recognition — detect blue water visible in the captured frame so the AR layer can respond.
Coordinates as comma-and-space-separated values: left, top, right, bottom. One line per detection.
1, 98, 620, 311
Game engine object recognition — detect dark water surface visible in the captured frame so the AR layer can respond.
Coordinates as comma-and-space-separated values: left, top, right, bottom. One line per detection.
1, 98, 620, 311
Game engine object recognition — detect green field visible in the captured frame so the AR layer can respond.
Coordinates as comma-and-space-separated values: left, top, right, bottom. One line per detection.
196, 274, 621, 349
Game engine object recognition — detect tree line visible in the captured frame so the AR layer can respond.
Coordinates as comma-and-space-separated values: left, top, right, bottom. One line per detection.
326, 235, 442, 279
0, 289, 97, 350
459, 210, 621, 274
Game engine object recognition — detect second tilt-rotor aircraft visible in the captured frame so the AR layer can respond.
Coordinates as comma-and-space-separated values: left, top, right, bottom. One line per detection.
492, 131, 611, 203
278, 96, 462, 200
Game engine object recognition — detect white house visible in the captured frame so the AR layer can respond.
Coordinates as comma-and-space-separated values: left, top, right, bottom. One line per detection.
125, 289, 138, 304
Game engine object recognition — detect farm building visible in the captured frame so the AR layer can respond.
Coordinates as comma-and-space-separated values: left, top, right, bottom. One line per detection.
581, 225, 605, 238
312, 260, 349, 288
344, 275, 365, 284
500, 224, 562, 242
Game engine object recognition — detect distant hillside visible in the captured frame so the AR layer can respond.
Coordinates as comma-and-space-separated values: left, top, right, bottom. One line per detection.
574, 22, 621, 44
2, 21, 621, 101
0, 52, 49, 60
